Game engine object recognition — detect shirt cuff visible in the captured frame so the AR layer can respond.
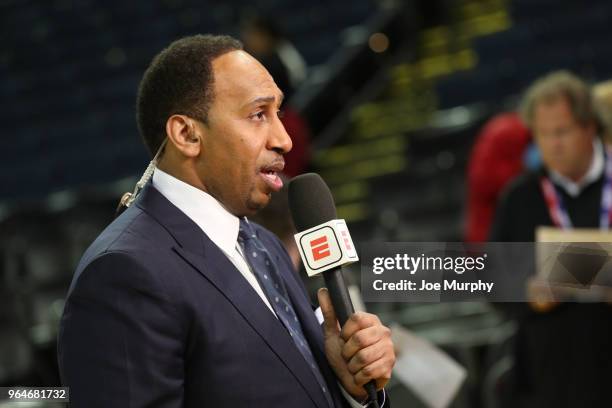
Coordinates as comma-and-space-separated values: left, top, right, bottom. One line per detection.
338, 383, 386, 407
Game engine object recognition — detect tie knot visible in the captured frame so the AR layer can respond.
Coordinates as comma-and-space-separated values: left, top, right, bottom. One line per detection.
238, 218, 257, 243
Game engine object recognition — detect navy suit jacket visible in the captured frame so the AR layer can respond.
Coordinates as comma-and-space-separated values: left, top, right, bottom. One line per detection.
58, 184, 354, 407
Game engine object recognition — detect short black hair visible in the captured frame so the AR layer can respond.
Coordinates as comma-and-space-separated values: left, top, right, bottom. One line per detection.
136, 34, 243, 156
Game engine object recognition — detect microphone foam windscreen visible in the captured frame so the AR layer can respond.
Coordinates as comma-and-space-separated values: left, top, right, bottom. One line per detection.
288, 173, 337, 231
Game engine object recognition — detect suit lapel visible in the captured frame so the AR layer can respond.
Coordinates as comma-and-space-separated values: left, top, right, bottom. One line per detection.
136, 184, 330, 408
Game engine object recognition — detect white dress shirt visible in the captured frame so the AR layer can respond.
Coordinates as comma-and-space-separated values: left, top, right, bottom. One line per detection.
549, 138, 605, 197
152, 169, 380, 408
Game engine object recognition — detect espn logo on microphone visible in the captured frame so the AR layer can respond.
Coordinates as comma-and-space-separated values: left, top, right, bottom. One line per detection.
310, 236, 331, 261
294, 219, 359, 277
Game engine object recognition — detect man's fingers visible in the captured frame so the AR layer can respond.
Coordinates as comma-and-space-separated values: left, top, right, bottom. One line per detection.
341, 325, 389, 361
340, 312, 381, 342
353, 356, 394, 389
317, 288, 340, 336
346, 342, 386, 374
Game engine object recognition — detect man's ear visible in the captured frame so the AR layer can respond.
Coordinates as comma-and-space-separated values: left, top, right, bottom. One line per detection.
166, 114, 202, 158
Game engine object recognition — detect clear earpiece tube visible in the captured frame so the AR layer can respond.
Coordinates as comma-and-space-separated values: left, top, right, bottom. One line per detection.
115, 138, 168, 218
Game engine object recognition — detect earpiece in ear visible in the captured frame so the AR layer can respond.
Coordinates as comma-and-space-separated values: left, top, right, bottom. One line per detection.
187, 120, 200, 143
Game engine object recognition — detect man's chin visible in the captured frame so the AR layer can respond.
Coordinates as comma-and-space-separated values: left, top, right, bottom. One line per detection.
245, 195, 270, 214
549, 164, 582, 180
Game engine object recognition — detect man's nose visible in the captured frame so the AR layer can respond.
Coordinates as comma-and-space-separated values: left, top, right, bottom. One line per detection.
269, 116, 293, 154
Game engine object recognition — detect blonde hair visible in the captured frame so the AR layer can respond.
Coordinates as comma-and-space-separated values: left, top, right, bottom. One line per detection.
594, 80, 612, 138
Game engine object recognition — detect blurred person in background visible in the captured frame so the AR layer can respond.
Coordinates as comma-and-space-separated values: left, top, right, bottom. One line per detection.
490, 71, 612, 408
465, 113, 531, 242
58, 34, 394, 408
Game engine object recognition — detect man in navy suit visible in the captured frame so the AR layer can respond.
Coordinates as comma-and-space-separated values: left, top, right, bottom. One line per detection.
58, 34, 395, 407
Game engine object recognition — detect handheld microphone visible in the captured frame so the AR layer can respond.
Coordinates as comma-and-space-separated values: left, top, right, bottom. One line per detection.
288, 173, 379, 408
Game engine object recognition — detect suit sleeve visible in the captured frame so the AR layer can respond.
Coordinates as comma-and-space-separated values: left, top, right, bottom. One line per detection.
58, 251, 185, 408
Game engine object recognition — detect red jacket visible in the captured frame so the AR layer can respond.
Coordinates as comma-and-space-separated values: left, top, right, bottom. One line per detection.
465, 113, 530, 242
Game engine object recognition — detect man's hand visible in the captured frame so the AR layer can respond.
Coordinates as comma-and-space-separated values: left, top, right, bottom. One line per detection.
318, 288, 395, 401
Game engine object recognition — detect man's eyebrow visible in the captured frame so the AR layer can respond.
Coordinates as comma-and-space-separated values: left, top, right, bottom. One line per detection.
245, 93, 285, 108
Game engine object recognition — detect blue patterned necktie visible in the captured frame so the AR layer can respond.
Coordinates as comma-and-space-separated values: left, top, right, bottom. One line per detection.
238, 218, 335, 408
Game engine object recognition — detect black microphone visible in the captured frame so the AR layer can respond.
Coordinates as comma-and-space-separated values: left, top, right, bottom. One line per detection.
289, 173, 380, 408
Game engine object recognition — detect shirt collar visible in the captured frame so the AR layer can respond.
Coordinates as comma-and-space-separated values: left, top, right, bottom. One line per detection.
152, 168, 240, 255
549, 138, 605, 197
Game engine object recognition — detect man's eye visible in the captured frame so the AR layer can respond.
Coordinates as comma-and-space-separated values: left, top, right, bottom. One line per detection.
251, 111, 265, 121
277, 110, 285, 119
